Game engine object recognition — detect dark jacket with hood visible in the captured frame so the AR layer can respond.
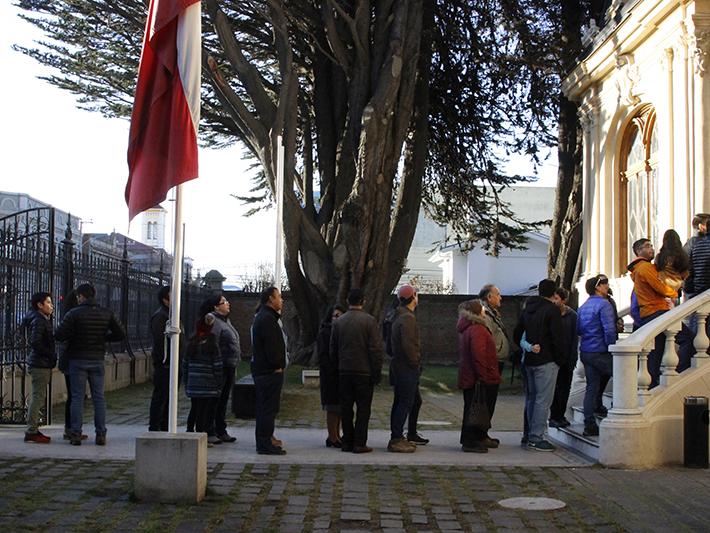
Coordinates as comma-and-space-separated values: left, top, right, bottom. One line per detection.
512, 296, 565, 367
250, 305, 286, 376
457, 311, 500, 389
55, 299, 125, 361
390, 306, 421, 371
22, 309, 56, 369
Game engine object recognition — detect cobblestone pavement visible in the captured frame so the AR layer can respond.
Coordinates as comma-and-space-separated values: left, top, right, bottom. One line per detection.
1, 457, 708, 532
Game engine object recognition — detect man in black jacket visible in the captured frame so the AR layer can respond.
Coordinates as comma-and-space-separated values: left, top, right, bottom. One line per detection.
148, 286, 171, 432
55, 283, 125, 446
250, 287, 287, 455
330, 288, 385, 453
23, 292, 56, 444
513, 279, 566, 452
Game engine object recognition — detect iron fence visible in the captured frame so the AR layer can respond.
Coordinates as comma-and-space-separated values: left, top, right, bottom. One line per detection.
0, 207, 212, 425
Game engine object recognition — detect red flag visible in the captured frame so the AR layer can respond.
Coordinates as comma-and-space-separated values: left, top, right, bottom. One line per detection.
126, 0, 201, 221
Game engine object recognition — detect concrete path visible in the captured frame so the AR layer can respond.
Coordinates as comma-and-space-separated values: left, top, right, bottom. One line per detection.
0, 424, 590, 467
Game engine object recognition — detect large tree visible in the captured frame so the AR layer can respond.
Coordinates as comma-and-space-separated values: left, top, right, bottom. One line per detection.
15, 0, 561, 357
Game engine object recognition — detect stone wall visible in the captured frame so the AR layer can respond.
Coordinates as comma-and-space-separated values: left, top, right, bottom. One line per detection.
224, 291, 528, 366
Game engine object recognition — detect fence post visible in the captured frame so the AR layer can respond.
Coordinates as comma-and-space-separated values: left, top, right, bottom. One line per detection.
60, 216, 75, 306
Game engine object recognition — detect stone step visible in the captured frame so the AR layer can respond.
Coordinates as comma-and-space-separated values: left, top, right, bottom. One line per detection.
571, 405, 608, 424
548, 422, 599, 461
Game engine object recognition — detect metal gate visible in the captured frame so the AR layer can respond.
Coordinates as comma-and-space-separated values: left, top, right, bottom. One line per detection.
0, 207, 56, 425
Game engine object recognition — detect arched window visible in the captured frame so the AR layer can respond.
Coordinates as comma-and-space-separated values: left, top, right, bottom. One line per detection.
146, 221, 156, 241
619, 106, 659, 267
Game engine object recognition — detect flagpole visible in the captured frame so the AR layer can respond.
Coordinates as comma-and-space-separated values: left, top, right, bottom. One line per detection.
167, 184, 185, 433
275, 135, 284, 287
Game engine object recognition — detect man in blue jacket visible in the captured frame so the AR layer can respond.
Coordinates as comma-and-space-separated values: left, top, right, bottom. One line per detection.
576, 275, 618, 436
23, 292, 56, 444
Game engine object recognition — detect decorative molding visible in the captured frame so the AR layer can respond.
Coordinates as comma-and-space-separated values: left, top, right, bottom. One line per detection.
691, 30, 710, 77
615, 53, 641, 106
578, 96, 601, 134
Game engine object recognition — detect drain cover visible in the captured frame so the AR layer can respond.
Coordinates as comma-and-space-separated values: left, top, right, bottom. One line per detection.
498, 497, 566, 510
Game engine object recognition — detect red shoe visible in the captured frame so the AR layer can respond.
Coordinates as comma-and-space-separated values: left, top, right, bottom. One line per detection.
25, 432, 51, 444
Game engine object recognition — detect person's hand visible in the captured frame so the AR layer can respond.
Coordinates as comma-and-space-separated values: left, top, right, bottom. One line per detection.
274, 368, 283, 374
532, 344, 541, 354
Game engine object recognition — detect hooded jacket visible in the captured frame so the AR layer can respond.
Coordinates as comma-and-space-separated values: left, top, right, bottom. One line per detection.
22, 309, 56, 369
457, 311, 500, 389
512, 296, 565, 367
390, 306, 421, 371
627, 257, 677, 318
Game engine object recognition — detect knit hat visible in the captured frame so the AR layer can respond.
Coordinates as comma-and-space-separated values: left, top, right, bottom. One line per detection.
397, 284, 417, 300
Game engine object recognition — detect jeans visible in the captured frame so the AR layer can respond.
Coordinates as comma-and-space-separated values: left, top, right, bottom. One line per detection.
389, 365, 420, 440
340, 373, 375, 448
148, 364, 170, 431
63, 373, 72, 432
640, 310, 668, 388
254, 372, 283, 450
69, 359, 106, 437
580, 351, 612, 424
26, 367, 52, 433
524, 362, 559, 443
213, 365, 236, 436
549, 363, 575, 421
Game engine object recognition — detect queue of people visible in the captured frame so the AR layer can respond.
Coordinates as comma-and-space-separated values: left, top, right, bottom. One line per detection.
20, 213, 709, 453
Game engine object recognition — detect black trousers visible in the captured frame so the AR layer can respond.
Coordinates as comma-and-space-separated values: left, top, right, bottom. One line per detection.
460, 384, 499, 446
212, 365, 236, 436
339, 373, 374, 448
148, 364, 170, 431
549, 364, 574, 421
254, 372, 284, 450
191, 397, 217, 434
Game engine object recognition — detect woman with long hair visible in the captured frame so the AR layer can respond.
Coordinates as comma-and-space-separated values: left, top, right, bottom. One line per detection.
317, 304, 346, 447
457, 299, 501, 453
655, 229, 690, 292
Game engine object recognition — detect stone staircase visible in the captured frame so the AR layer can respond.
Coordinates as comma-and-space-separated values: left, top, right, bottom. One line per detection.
548, 289, 710, 467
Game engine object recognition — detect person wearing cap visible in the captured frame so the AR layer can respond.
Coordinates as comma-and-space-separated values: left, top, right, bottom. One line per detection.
387, 284, 427, 453
330, 288, 385, 454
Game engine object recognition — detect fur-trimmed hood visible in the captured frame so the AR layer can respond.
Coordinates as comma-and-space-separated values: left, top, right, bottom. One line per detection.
456, 310, 490, 333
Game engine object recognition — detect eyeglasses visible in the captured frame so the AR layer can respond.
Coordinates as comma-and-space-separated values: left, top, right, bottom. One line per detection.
218, 300, 228, 305
595, 277, 609, 288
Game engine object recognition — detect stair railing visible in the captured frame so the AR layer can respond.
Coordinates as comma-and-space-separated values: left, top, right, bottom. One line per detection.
608, 289, 710, 416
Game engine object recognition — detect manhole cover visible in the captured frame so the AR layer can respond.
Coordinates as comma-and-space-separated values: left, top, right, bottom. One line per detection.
498, 497, 566, 510
417, 420, 452, 426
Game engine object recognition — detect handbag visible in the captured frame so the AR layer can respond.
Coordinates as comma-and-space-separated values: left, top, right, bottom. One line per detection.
465, 381, 491, 431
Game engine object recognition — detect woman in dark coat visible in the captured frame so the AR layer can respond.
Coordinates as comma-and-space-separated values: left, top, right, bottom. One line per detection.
184, 313, 223, 447
457, 299, 501, 453
318, 304, 346, 447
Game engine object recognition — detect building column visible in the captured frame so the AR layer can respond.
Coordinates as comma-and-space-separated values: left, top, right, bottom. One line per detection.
692, 24, 710, 212
579, 96, 599, 277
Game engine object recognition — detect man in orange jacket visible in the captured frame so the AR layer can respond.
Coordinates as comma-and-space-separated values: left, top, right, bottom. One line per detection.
627, 238, 677, 388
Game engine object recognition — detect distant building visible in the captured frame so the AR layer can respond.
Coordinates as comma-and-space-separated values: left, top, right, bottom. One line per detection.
0, 190, 82, 247
403, 186, 555, 294
141, 206, 167, 250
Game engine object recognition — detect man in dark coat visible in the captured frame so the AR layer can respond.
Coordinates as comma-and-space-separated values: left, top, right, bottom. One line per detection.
250, 287, 287, 455
148, 286, 171, 432
513, 279, 566, 452
330, 288, 385, 453
23, 291, 56, 443
548, 287, 579, 428
55, 283, 125, 446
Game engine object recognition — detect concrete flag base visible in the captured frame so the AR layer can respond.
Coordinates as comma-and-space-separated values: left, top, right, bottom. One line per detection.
134, 432, 207, 503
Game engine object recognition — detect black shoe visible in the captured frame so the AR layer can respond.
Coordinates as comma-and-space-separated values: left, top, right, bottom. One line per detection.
594, 406, 608, 418
217, 433, 237, 443
257, 445, 287, 455
583, 422, 600, 437
462, 443, 488, 453
549, 418, 571, 428
407, 433, 430, 445
326, 438, 342, 448
95, 434, 106, 446
70, 434, 82, 446
341, 444, 353, 452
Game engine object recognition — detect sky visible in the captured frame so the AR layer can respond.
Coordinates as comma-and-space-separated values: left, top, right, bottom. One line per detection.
0, 2, 276, 284
0, 2, 556, 285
